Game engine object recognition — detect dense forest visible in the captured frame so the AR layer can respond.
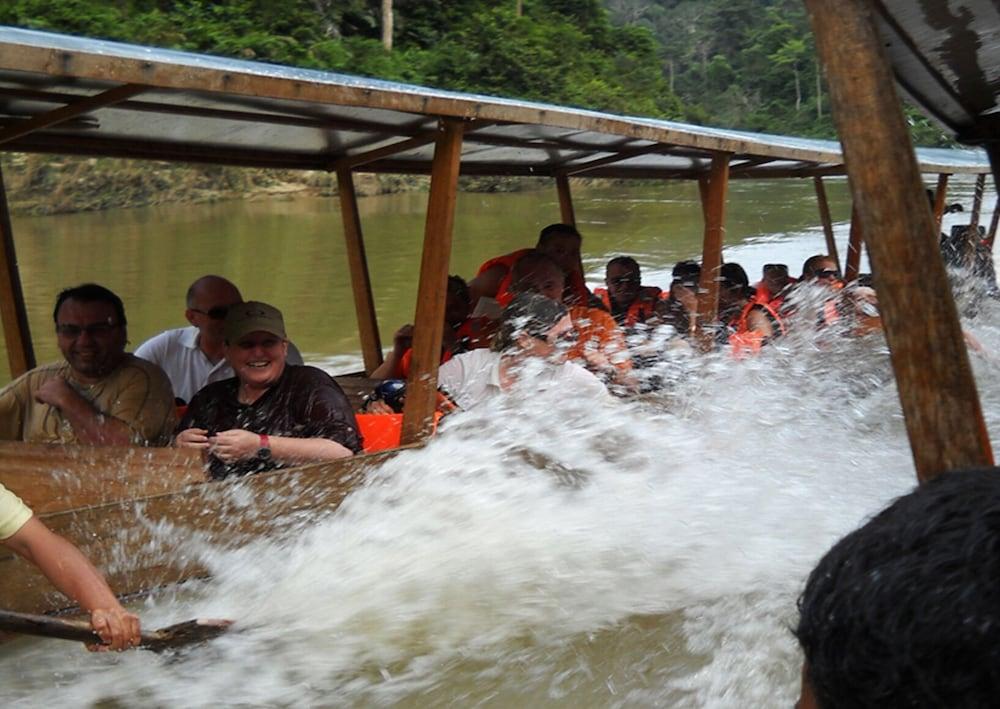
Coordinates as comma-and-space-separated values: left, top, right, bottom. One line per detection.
0, 0, 950, 213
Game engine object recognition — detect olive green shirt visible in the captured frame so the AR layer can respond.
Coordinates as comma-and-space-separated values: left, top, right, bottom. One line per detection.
0, 482, 32, 540
0, 355, 176, 446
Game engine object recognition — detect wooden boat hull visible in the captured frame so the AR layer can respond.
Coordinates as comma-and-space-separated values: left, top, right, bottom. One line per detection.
0, 442, 409, 615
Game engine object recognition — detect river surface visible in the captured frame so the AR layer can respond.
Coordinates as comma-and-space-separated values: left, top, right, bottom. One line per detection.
2, 177, 999, 707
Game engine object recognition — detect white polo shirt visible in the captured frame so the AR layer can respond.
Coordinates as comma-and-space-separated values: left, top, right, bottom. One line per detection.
437, 349, 609, 410
135, 326, 304, 404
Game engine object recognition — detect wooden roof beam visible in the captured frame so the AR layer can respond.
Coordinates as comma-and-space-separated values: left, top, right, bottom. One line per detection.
554, 143, 669, 176
332, 120, 493, 171
728, 157, 779, 174
0, 86, 432, 138
0, 84, 146, 146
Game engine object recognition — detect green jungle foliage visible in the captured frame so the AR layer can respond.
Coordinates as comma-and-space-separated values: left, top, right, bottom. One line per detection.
0, 0, 950, 144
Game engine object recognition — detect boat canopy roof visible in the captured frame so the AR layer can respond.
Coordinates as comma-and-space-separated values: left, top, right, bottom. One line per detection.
0, 26, 990, 178
876, 0, 999, 146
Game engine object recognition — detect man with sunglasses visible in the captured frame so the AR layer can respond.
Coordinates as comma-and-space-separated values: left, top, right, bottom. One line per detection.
135, 275, 303, 405
0, 283, 176, 445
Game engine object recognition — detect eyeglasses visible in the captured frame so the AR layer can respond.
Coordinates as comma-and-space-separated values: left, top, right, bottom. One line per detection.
191, 306, 230, 320
56, 322, 120, 338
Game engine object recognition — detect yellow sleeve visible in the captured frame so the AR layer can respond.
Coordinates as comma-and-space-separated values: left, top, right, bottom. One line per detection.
0, 483, 33, 540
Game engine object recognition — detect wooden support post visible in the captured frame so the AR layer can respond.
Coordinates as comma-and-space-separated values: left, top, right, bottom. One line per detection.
844, 204, 863, 282
970, 173, 986, 229
813, 176, 841, 273
697, 175, 710, 223
988, 198, 1000, 250
400, 119, 464, 445
805, 0, 993, 482
336, 167, 382, 374
555, 174, 576, 226
695, 152, 731, 331
932, 173, 950, 231
0, 164, 34, 378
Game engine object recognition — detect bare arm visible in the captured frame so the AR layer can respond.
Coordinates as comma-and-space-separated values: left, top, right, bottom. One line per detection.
209, 429, 354, 465
3, 517, 140, 650
467, 264, 507, 309
34, 378, 132, 446
746, 308, 775, 339
370, 324, 413, 380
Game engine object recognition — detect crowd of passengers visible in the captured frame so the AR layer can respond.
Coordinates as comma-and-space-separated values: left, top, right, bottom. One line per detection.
1, 220, 985, 481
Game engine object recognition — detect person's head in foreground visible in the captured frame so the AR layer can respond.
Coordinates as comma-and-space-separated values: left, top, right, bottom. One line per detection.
800, 255, 840, 284
223, 301, 289, 392
795, 468, 1000, 708
492, 292, 572, 361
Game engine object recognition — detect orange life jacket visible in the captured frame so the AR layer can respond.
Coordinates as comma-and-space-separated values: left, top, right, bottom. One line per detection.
355, 412, 443, 453
728, 300, 786, 355
594, 286, 663, 327
753, 278, 796, 312
479, 249, 592, 307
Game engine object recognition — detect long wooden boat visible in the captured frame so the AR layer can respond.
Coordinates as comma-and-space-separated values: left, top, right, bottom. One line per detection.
0, 19, 994, 615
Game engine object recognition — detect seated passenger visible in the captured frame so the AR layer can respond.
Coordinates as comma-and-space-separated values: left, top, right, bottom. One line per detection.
509, 251, 634, 388
656, 260, 701, 338
134, 275, 304, 405
754, 263, 795, 310
0, 284, 175, 446
468, 223, 594, 309
175, 301, 361, 479
372, 275, 491, 380
437, 293, 608, 410
784, 255, 844, 328
594, 256, 663, 329
1, 482, 141, 651
716, 263, 784, 352
796, 469, 1000, 708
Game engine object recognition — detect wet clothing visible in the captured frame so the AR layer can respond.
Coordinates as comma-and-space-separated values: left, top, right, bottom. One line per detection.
135, 326, 305, 405
437, 349, 607, 410
0, 483, 32, 540
391, 317, 494, 380
0, 355, 177, 446
594, 286, 663, 328
178, 365, 361, 479
567, 305, 633, 377
726, 300, 785, 355
478, 250, 593, 307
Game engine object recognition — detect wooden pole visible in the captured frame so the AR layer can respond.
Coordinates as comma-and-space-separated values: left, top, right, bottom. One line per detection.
0, 164, 34, 379
697, 175, 710, 223
813, 176, 841, 273
400, 119, 464, 444
805, 0, 993, 482
970, 173, 986, 229
336, 167, 382, 374
695, 152, 731, 330
988, 197, 1000, 250
844, 203, 863, 281
555, 174, 576, 226
933, 173, 949, 231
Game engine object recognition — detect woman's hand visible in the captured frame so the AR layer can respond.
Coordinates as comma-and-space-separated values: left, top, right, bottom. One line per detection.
209, 429, 263, 461
174, 428, 211, 449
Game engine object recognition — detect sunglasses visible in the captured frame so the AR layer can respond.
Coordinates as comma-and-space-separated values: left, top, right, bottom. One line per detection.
814, 269, 839, 279
609, 276, 640, 286
56, 322, 120, 338
191, 306, 230, 320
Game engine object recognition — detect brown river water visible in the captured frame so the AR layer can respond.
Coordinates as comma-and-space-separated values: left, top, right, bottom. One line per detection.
2, 177, 999, 708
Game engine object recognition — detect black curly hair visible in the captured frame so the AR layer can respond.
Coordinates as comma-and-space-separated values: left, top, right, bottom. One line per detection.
796, 468, 1000, 708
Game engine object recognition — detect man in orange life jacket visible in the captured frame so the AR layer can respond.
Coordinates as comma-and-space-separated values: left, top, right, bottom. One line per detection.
468, 223, 594, 310
716, 263, 784, 353
595, 256, 663, 329
508, 250, 634, 390
754, 263, 795, 311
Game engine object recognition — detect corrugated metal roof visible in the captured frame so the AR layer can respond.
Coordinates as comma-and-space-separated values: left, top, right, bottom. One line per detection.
0, 26, 990, 177
876, 0, 999, 145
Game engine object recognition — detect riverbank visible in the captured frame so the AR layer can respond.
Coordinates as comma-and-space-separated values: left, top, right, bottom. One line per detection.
0, 153, 548, 216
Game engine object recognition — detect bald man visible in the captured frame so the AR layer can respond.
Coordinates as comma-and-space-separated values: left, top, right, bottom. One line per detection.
135, 276, 303, 404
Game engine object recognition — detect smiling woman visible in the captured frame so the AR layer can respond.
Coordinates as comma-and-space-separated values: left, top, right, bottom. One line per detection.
174, 301, 362, 478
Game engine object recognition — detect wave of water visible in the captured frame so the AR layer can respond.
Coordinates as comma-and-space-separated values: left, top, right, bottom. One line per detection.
3, 187, 999, 708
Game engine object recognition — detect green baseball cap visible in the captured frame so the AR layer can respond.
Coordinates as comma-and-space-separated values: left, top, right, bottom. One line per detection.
224, 301, 287, 343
